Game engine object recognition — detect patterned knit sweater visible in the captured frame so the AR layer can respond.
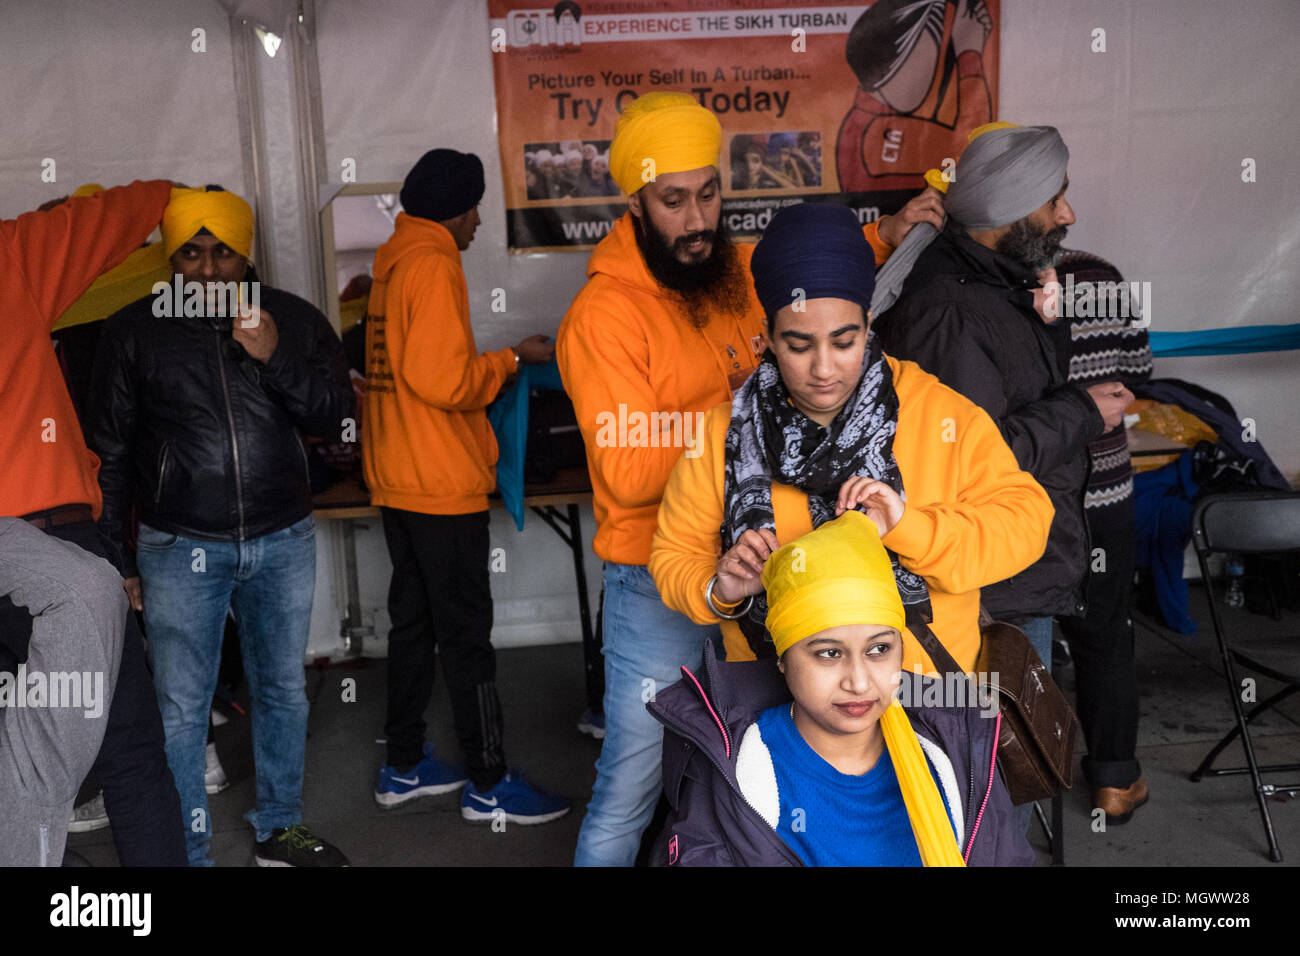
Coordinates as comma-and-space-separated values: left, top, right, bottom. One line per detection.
1055, 250, 1154, 511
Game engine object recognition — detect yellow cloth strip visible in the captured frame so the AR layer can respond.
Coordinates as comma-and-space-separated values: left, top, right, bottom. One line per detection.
53, 242, 171, 332
881, 701, 966, 867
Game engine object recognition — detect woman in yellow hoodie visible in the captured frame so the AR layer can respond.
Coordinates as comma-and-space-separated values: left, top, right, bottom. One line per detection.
650, 202, 1054, 674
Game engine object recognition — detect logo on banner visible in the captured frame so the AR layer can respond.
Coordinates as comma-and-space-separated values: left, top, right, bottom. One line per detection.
508, 5, 583, 48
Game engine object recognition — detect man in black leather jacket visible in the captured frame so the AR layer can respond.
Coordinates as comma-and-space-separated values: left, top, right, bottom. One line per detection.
87, 186, 355, 866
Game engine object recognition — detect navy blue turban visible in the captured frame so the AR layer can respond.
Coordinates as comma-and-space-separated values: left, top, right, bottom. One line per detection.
400, 149, 485, 222
750, 203, 876, 322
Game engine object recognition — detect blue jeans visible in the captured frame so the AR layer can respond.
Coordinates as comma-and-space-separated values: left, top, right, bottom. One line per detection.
1020, 616, 1055, 680
574, 563, 722, 867
136, 515, 316, 866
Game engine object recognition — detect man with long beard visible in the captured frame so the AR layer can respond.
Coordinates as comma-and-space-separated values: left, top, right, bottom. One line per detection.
557, 91, 943, 866
872, 124, 1134, 691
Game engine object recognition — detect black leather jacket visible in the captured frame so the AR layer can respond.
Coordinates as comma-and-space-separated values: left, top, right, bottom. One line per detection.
88, 283, 355, 575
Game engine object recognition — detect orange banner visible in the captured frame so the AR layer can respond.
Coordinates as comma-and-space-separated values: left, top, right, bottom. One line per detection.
488, 0, 998, 251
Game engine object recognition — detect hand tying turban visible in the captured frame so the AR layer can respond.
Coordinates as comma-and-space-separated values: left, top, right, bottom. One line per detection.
608, 92, 722, 196
162, 186, 254, 259
761, 510, 904, 658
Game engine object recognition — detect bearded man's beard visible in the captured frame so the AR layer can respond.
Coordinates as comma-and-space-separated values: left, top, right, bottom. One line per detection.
633, 210, 751, 326
996, 217, 1068, 273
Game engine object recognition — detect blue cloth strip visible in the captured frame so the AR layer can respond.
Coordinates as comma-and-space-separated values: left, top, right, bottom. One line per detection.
1149, 324, 1300, 357
487, 359, 564, 531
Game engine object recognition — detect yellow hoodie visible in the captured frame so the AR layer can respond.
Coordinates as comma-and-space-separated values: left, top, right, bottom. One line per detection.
649, 356, 1055, 673
362, 213, 516, 514
558, 213, 893, 565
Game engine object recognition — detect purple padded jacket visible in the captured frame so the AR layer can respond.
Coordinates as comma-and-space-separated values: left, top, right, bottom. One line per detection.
647, 643, 1035, 867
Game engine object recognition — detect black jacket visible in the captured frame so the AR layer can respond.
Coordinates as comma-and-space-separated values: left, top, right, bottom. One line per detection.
88, 282, 354, 575
874, 223, 1104, 619
647, 644, 1033, 866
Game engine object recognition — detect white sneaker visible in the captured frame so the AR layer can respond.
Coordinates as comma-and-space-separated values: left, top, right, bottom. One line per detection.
205, 742, 230, 795
68, 792, 109, 833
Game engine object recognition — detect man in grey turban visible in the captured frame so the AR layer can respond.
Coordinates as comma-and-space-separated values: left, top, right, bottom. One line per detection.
872, 125, 1135, 736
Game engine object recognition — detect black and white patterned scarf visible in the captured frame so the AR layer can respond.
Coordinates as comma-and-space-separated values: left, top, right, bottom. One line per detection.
720, 333, 930, 657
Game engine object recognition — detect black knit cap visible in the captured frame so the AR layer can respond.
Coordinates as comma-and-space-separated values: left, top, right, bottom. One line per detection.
399, 149, 485, 222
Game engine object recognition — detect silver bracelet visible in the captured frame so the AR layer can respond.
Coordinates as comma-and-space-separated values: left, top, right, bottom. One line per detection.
706, 575, 753, 620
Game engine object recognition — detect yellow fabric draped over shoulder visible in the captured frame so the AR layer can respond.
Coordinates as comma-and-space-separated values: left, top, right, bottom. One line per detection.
882, 702, 967, 867
53, 242, 170, 332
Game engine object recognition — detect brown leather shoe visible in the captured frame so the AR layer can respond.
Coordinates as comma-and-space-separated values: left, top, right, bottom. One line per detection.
1093, 777, 1150, 824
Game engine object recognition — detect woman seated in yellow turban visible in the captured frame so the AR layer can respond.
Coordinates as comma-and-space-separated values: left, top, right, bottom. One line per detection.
647, 511, 1032, 866
648, 201, 1054, 674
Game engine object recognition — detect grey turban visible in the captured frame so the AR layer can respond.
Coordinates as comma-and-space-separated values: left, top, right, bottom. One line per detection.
872, 125, 1069, 315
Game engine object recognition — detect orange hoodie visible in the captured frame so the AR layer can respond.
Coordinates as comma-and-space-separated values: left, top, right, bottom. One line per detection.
649, 356, 1055, 673
557, 212, 893, 566
2, 180, 172, 518
362, 213, 516, 514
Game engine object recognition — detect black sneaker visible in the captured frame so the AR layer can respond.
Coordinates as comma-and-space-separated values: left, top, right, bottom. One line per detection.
254, 825, 350, 867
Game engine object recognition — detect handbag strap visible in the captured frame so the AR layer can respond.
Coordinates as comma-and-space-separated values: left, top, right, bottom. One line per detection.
904, 605, 964, 677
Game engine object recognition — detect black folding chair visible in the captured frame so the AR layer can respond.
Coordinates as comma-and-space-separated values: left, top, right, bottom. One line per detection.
1189, 491, 1300, 862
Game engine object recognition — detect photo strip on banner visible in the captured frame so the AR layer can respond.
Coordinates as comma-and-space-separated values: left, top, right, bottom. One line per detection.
488, 0, 999, 251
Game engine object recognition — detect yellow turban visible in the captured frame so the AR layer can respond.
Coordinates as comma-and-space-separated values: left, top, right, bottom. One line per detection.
923, 120, 1021, 193
608, 92, 722, 196
763, 510, 964, 867
162, 186, 254, 259
761, 511, 905, 657
72, 183, 105, 198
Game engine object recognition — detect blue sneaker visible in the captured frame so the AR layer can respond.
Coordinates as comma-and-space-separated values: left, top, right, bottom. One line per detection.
375, 742, 468, 809
460, 771, 571, 825
577, 707, 605, 740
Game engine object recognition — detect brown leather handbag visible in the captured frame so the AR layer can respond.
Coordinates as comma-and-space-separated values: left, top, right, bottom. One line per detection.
908, 608, 1080, 806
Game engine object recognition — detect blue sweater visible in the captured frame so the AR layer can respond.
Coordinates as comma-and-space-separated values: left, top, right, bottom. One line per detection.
757, 704, 956, 867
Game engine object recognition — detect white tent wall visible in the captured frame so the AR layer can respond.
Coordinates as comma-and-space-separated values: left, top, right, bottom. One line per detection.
0, 0, 248, 219
998, 0, 1300, 482
3, 1, 1296, 660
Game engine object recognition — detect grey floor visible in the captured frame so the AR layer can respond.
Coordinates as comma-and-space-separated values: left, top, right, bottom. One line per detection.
68, 581, 1299, 867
